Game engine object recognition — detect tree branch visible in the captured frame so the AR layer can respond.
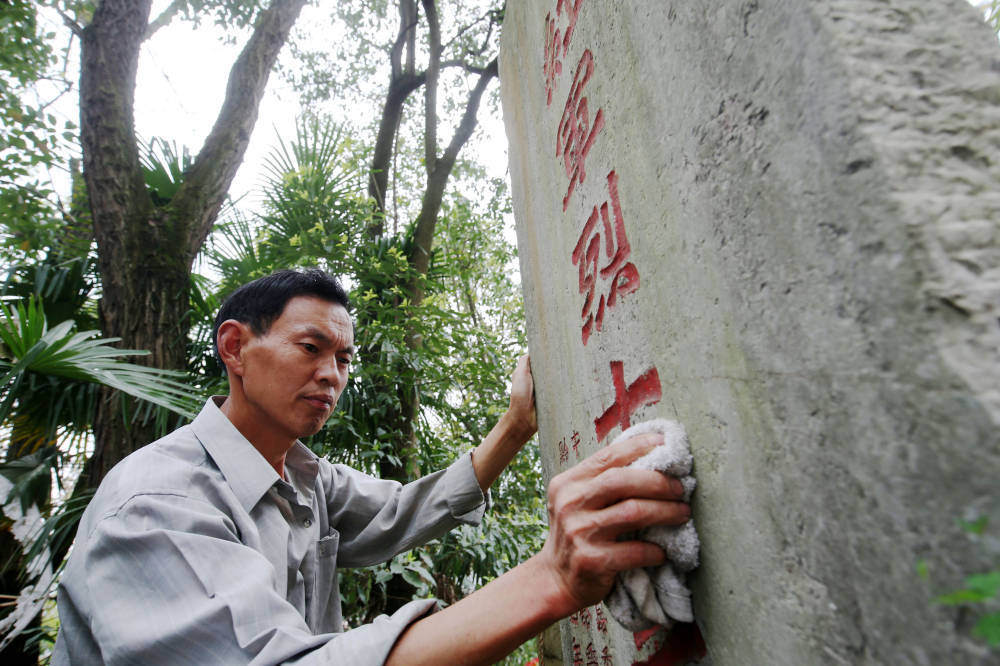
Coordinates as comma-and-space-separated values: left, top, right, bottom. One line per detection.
440, 58, 498, 177
422, 0, 441, 175
391, 0, 418, 79
55, 8, 84, 38
174, 0, 307, 260
409, 57, 498, 282
144, 0, 186, 41
368, 71, 427, 230
440, 59, 493, 75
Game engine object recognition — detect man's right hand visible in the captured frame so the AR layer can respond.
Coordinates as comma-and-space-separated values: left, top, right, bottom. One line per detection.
386, 430, 692, 666
538, 431, 691, 616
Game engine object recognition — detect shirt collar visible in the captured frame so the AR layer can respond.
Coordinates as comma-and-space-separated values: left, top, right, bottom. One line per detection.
190, 396, 283, 513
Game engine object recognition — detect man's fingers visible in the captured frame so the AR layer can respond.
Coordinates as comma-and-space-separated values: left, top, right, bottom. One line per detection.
555, 496, 690, 550
604, 539, 669, 572
565, 433, 663, 481
582, 468, 685, 508
590, 497, 690, 539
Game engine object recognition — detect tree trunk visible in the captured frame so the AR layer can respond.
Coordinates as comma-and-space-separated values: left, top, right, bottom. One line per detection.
77, 0, 307, 490
360, 0, 499, 613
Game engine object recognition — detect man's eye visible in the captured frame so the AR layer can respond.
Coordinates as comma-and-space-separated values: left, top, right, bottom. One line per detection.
338, 357, 352, 366
302, 343, 319, 353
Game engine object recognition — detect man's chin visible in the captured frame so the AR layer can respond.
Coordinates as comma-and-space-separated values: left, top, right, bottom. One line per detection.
297, 416, 329, 439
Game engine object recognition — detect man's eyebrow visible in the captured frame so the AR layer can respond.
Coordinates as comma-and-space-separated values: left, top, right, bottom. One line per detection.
300, 326, 355, 354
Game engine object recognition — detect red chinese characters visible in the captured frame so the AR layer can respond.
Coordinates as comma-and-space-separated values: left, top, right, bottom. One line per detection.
543, 13, 563, 106
557, 430, 582, 467
594, 360, 662, 443
543, 0, 585, 106
572, 170, 640, 345
595, 605, 609, 634
557, 49, 605, 211
559, 437, 570, 466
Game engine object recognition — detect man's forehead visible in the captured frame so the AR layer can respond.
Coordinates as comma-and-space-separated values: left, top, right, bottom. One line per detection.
276, 297, 354, 339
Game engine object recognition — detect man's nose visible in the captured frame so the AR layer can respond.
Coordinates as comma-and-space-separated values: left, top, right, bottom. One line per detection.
315, 355, 342, 385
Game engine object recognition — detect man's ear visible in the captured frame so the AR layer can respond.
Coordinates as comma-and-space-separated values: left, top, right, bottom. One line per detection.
217, 320, 252, 377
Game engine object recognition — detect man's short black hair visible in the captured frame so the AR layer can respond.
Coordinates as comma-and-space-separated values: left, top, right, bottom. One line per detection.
212, 268, 350, 370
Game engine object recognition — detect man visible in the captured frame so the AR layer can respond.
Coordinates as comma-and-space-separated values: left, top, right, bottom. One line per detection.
54, 268, 690, 664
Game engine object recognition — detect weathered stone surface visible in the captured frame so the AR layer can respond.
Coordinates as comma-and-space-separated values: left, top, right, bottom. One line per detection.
500, 1, 1000, 664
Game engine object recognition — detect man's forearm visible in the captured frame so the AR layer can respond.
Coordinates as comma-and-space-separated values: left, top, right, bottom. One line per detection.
470, 355, 537, 491
470, 410, 536, 492
385, 553, 570, 666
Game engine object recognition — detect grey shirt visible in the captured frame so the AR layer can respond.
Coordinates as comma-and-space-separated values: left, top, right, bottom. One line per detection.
53, 397, 487, 664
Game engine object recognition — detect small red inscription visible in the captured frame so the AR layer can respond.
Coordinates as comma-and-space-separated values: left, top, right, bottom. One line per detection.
586, 642, 600, 666
572, 170, 640, 344
594, 360, 662, 442
579, 606, 593, 629
595, 605, 609, 634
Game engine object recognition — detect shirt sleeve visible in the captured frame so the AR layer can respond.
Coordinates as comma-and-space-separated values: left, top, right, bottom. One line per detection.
55, 491, 435, 666
326, 451, 488, 568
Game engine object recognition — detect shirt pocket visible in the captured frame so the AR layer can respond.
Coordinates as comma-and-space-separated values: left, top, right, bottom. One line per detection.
307, 528, 341, 633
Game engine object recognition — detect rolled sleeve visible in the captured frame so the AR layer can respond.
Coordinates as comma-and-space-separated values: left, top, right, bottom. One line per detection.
442, 450, 489, 522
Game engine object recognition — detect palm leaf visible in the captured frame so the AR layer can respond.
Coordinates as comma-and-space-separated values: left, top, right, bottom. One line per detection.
0, 297, 199, 425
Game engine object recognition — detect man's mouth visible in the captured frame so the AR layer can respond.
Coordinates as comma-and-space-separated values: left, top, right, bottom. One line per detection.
303, 395, 334, 410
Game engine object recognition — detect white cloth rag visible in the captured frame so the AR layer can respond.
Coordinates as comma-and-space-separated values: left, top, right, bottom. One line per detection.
602, 419, 699, 632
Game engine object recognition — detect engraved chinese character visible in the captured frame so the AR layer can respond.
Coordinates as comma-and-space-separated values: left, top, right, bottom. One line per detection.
572, 639, 584, 666
543, 12, 563, 106
557, 49, 604, 211
594, 360, 662, 442
586, 642, 599, 666
579, 606, 592, 629
559, 437, 570, 465
571, 170, 640, 344
558, 0, 584, 53
601, 645, 613, 666
571, 430, 582, 460
543, 0, 585, 106
595, 605, 608, 634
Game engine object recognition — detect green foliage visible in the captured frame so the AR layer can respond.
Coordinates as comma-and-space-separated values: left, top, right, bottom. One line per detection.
933, 518, 1000, 648
163, 0, 268, 31
0, 297, 199, 427
140, 138, 194, 207
983, 0, 1000, 33
0, 1, 76, 258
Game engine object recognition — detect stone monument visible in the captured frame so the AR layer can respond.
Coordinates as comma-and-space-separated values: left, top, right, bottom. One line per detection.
499, 1, 1000, 664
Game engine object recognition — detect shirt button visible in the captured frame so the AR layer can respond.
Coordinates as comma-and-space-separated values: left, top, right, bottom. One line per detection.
303, 518, 312, 527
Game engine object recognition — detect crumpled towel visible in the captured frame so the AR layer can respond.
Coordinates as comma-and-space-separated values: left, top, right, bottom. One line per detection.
602, 419, 699, 632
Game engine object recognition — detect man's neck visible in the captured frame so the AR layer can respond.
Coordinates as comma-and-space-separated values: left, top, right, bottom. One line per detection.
218, 396, 292, 479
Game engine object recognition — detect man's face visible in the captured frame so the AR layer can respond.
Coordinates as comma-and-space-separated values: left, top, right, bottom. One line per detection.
236, 295, 354, 443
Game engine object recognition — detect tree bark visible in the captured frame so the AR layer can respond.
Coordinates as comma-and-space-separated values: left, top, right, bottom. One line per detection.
78, 0, 307, 490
